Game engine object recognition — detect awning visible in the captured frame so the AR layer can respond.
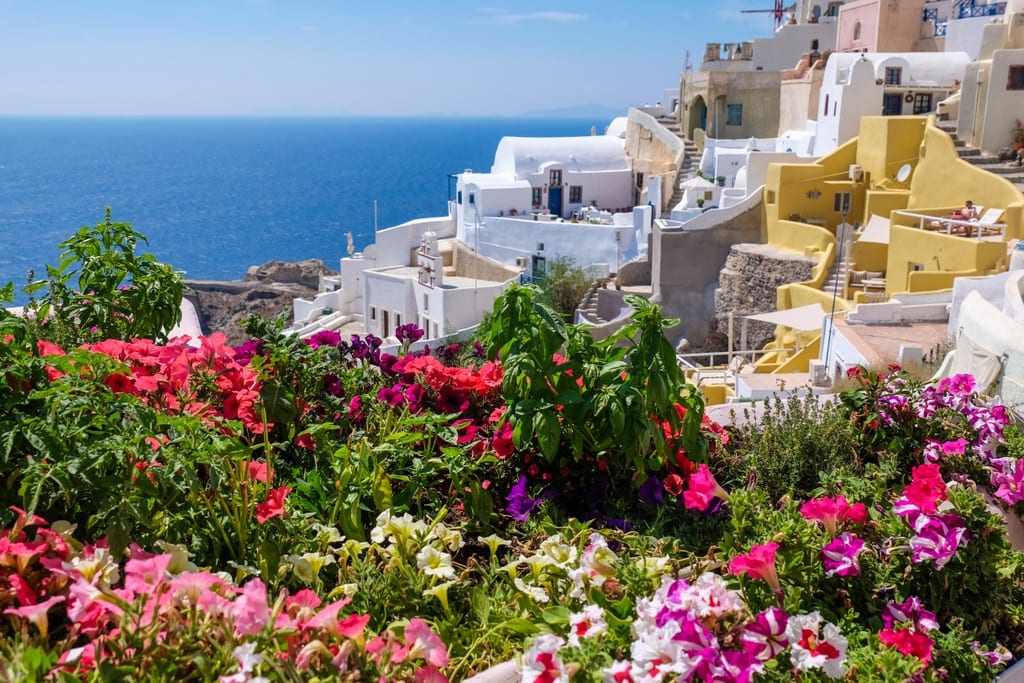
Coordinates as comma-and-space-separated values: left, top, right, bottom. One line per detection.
858, 214, 891, 244
746, 303, 829, 331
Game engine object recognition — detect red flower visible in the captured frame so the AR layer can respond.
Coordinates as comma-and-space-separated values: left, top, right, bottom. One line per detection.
879, 628, 934, 665
729, 542, 781, 592
663, 473, 685, 496
256, 486, 292, 524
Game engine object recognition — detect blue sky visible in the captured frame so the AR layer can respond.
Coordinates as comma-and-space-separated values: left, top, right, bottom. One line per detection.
0, 0, 783, 116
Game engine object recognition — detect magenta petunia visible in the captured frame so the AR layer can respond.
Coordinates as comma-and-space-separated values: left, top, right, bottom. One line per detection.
820, 532, 866, 577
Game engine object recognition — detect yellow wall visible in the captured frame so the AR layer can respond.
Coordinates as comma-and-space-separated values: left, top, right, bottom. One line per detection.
851, 240, 887, 272
857, 117, 927, 186
864, 189, 909, 224
886, 226, 1009, 292
908, 124, 1023, 240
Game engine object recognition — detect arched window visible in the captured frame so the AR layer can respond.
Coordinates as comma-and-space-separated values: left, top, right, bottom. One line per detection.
853, 21, 862, 41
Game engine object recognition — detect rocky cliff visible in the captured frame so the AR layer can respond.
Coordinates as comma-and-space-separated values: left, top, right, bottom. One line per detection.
185, 259, 335, 346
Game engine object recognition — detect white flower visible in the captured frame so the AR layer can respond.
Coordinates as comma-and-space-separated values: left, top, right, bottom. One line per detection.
433, 524, 464, 552
540, 534, 578, 569
785, 611, 847, 679
416, 545, 456, 579
521, 634, 568, 683
514, 577, 550, 603
567, 604, 608, 647
156, 541, 198, 575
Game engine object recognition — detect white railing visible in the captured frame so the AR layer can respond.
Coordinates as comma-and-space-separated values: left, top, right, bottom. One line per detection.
894, 210, 1006, 240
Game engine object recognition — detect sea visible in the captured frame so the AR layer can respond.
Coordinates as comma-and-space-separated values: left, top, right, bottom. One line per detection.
0, 116, 605, 304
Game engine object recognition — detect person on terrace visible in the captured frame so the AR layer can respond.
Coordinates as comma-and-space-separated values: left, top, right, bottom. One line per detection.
952, 200, 977, 221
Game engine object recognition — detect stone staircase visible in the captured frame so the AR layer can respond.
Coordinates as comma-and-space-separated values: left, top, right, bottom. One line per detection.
656, 116, 700, 209
821, 232, 854, 295
577, 278, 609, 323
937, 119, 1024, 191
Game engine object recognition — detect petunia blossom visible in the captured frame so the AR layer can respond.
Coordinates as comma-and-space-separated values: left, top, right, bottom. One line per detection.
740, 606, 789, 661
728, 542, 781, 593
785, 612, 847, 678
683, 463, 730, 512
800, 495, 867, 535
255, 486, 291, 524
820, 532, 866, 577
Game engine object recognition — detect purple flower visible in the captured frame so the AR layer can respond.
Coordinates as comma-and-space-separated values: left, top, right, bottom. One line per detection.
741, 607, 789, 661
992, 457, 1024, 506
395, 323, 424, 345
349, 335, 370, 360
323, 372, 343, 398
232, 340, 262, 366
377, 384, 406, 406
639, 475, 664, 506
821, 532, 866, 577
883, 596, 938, 633
306, 330, 341, 349
506, 476, 543, 522
909, 513, 968, 569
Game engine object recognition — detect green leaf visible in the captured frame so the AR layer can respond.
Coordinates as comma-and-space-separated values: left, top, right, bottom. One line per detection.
541, 605, 570, 625
503, 617, 540, 635
372, 464, 393, 512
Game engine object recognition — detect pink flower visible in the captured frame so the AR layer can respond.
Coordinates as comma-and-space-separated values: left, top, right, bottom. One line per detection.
992, 458, 1024, 506
909, 513, 968, 569
800, 495, 867, 535
405, 617, 450, 667
231, 578, 269, 637
785, 612, 847, 678
820, 533, 866, 577
883, 596, 938, 633
3, 595, 65, 639
255, 486, 291, 524
729, 542, 781, 593
247, 461, 272, 483
741, 606, 789, 660
683, 463, 730, 512
894, 464, 947, 518
879, 628, 934, 666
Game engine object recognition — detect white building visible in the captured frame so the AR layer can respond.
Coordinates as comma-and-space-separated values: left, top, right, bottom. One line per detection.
813, 51, 970, 156
957, 1, 1024, 153
290, 121, 647, 344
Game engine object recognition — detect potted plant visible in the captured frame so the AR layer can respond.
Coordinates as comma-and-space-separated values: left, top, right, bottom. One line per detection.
716, 175, 726, 186
696, 198, 705, 209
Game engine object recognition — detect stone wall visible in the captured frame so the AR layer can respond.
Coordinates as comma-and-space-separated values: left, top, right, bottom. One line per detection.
650, 197, 763, 350
714, 244, 816, 350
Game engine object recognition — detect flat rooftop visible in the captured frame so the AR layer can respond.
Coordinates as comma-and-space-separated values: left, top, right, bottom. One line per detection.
833, 317, 950, 365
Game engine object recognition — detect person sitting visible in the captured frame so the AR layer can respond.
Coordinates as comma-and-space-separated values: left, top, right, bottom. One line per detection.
953, 200, 978, 221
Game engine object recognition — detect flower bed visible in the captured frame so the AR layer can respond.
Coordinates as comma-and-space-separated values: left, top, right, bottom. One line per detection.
2, 224, 1024, 681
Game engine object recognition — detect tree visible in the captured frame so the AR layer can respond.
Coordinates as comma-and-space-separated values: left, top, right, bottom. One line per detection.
25, 208, 184, 344
535, 256, 592, 319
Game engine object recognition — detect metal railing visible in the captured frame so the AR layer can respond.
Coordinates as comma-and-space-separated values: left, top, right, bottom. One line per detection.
677, 346, 796, 371
954, 0, 1006, 19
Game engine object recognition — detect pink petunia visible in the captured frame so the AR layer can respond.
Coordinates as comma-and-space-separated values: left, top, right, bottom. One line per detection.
879, 628, 934, 666
729, 542, 781, 593
4, 595, 65, 639
231, 578, 270, 637
683, 463, 730, 512
992, 458, 1024, 506
405, 617, 451, 668
255, 486, 291, 524
800, 495, 867, 535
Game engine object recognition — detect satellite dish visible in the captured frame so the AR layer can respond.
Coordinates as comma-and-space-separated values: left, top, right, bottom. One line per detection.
895, 164, 912, 183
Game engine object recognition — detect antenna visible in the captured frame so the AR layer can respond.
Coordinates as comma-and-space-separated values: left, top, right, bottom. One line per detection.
740, 0, 785, 29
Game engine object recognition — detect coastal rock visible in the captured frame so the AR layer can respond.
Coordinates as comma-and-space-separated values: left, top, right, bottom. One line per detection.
185, 259, 336, 346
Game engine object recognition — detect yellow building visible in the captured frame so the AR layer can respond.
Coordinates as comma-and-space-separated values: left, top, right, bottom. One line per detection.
754, 114, 1024, 372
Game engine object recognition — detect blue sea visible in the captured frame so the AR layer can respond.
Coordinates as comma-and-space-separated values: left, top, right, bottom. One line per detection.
0, 116, 603, 303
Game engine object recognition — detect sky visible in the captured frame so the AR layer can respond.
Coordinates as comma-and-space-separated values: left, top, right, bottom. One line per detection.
0, 0, 786, 117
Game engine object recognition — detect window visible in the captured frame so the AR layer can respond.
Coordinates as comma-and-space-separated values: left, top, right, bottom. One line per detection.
423, 294, 429, 312
370, 307, 377, 321
884, 67, 902, 85
457, 191, 462, 205
853, 21, 862, 41
395, 313, 401, 327
727, 103, 743, 126
826, 2, 841, 17
1008, 65, 1024, 90
811, 39, 819, 50
549, 169, 562, 186
824, 94, 829, 115
468, 192, 475, 205
766, 190, 776, 204
569, 185, 583, 203
834, 192, 851, 214
532, 187, 542, 208
913, 93, 933, 115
